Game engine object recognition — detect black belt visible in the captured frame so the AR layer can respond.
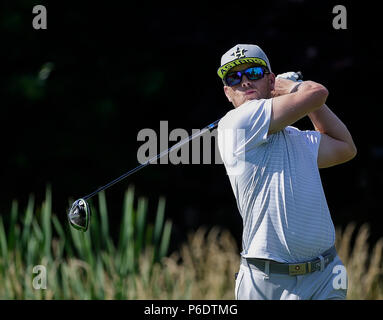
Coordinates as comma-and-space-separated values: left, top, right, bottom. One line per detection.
242, 246, 337, 276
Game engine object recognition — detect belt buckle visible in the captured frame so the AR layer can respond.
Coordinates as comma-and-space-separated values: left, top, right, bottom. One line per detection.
288, 263, 306, 275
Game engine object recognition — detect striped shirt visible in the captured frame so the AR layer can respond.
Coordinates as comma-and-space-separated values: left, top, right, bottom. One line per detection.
217, 98, 335, 263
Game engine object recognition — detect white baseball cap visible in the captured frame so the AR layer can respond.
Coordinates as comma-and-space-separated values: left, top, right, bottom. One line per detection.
217, 44, 272, 80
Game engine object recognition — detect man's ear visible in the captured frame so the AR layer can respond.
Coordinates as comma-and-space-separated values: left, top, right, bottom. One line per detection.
223, 86, 232, 102
268, 73, 276, 91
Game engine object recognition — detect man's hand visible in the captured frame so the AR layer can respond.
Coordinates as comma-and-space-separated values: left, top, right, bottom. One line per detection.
271, 78, 298, 97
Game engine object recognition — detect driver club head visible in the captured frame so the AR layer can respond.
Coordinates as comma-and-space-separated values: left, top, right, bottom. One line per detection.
68, 198, 91, 232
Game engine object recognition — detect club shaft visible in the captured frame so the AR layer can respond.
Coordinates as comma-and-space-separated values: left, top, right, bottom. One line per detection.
83, 118, 221, 200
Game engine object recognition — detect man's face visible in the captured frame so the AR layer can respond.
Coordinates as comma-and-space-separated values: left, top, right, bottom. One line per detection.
223, 63, 275, 108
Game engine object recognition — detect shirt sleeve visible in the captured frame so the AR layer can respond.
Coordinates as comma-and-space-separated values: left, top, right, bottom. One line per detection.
218, 99, 272, 156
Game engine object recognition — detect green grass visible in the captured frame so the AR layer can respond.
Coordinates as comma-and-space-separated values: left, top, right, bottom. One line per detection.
0, 185, 172, 299
0, 186, 382, 299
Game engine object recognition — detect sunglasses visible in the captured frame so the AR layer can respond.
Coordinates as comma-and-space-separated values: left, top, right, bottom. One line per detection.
224, 66, 269, 87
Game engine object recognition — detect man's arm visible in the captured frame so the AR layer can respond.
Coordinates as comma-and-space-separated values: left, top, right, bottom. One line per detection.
308, 104, 357, 168
269, 78, 328, 135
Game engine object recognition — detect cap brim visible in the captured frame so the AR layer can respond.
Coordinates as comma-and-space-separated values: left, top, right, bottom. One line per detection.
217, 57, 268, 80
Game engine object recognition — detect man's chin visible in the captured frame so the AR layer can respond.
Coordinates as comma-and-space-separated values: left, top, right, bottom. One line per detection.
235, 97, 258, 108
244, 95, 261, 102
245, 91, 271, 101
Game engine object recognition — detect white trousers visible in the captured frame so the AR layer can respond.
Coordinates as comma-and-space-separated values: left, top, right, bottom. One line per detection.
235, 255, 348, 300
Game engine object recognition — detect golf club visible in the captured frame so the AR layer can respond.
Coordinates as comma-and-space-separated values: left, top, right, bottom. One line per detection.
68, 118, 221, 231
68, 71, 304, 232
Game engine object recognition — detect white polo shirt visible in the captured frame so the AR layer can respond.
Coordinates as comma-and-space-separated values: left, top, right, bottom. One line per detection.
217, 98, 335, 263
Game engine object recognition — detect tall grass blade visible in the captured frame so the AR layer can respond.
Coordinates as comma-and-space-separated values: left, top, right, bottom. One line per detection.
0, 216, 8, 266
83, 225, 95, 268
32, 219, 43, 245
8, 199, 18, 250
26, 236, 37, 269
119, 186, 134, 250
52, 215, 66, 259
153, 197, 166, 262
97, 193, 114, 254
119, 187, 135, 275
159, 220, 172, 260
126, 194, 135, 275
90, 201, 101, 253
135, 197, 147, 264
98, 192, 109, 246
21, 194, 35, 248
42, 185, 52, 260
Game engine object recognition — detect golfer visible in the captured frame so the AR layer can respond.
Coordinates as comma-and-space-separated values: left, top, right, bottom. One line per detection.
217, 44, 356, 300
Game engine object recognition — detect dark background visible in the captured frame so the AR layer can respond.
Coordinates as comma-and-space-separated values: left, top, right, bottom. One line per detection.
1, 0, 381, 253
